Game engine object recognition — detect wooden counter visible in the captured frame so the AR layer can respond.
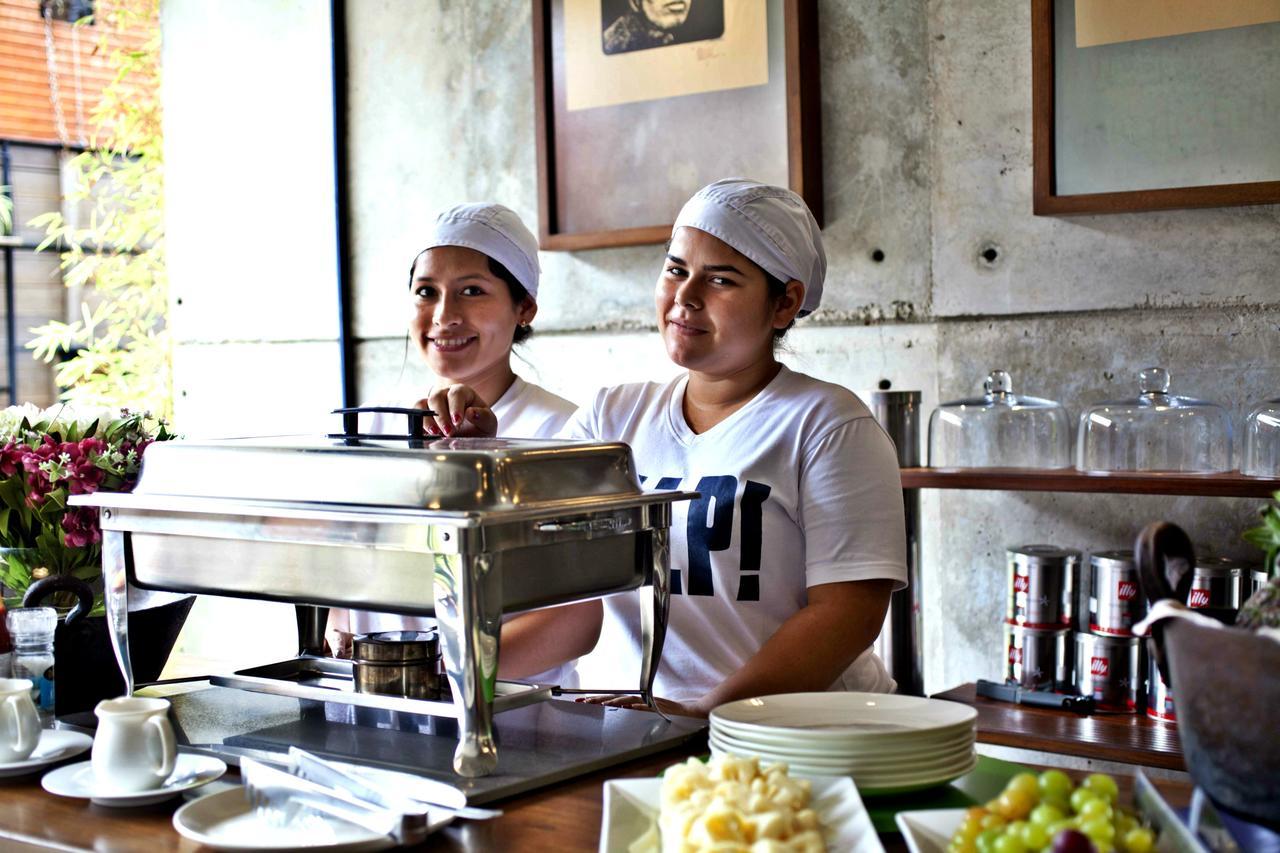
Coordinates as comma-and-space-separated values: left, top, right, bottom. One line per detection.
0, 738, 1192, 851
933, 683, 1185, 771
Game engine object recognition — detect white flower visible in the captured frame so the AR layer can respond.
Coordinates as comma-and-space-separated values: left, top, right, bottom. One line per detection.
0, 403, 46, 441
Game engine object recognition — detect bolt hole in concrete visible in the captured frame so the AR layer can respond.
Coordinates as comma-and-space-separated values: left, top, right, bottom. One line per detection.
871, 248, 886, 263
979, 244, 1000, 265
878, 379, 892, 390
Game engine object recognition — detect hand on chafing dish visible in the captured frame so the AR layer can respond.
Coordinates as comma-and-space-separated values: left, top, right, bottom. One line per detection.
420, 384, 498, 438
574, 694, 707, 719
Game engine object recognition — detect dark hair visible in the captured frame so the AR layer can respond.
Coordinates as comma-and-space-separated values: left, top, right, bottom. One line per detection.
763, 268, 795, 341
407, 250, 534, 345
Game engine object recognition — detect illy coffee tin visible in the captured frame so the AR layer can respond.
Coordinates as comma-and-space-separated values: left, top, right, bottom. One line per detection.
1188, 556, 1246, 611
1250, 567, 1268, 598
1007, 545, 1079, 628
1146, 655, 1176, 723
1075, 631, 1142, 712
1004, 622, 1071, 691
1088, 550, 1145, 636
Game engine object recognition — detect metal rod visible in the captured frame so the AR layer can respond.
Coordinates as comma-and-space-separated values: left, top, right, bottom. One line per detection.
872, 389, 924, 696
330, 0, 355, 408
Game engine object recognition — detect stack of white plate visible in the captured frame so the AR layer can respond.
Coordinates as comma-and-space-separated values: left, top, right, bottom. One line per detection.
708, 693, 978, 796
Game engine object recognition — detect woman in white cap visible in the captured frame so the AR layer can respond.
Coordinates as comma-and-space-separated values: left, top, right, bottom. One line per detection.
433, 180, 906, 717
328, 203, 599, 687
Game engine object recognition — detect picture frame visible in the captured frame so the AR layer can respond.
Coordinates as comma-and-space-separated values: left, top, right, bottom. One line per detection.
532, 0, 821, 251
1031, 0, 1280, 216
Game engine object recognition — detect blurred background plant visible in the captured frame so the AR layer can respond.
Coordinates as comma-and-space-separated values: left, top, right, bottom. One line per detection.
1243, 490, 1280, 577
1, 185, 12, 235
26, 0, 172, 423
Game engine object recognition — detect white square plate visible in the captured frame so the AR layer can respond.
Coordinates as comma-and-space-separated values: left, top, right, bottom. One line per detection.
600, 775, 884, 853
894, 808, 967, 853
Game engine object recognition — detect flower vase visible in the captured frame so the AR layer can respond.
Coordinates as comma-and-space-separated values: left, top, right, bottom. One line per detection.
22, 575, 192, 717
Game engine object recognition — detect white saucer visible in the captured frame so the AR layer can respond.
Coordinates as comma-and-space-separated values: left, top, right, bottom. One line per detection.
173, 787, 408, 851
0, 729, 92, 778
42, 753, 227, 806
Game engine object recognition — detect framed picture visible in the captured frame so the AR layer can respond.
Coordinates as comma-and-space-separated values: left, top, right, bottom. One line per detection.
1032, 0, 1280, 215
533, 0, 821, 251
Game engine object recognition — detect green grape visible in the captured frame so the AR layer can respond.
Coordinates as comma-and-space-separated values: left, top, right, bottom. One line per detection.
1030, 803, 1066, 827
976, 827, 1003, 853
1020, 820, 1050, 850
1046, 819, 1074, 837
981, 813, 1008, 831
1038, 769, 1073, 803
1079, 798, 1113, 822
1121, 826, 1155, 853
997, 789, 1037, 821
1082, 817, 1117, 845
993, 833, 1028, 853
1083, 773, 1120, 804
1069, 787, 1099, 814
1006, 772, 1041, 800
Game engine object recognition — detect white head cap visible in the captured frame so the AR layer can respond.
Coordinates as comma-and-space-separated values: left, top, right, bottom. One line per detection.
673, 178, 825, 316
423, 203, 541, 299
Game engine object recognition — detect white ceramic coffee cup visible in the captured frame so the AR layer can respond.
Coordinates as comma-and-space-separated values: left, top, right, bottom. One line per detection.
91, 696, 176, 792
0, 678, 41, 763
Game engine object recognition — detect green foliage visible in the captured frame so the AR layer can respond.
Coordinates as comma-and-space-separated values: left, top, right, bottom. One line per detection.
1243, 490, 1280, 577
0, 405, 172, 613
0, 186, 12, 235
26, 0, 172, 423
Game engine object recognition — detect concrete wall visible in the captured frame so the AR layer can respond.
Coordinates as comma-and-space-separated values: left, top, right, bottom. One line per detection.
162, 1, 1280, 692
344, 0, 1280, 694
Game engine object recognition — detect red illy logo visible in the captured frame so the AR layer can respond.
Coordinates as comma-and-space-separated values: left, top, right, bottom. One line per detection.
1008, 645, 1022, 665
1117, 580, 1137, 601
1188, 588, 1210, 608
1091, 656, 1109, 677
1013, 574, 1030, 593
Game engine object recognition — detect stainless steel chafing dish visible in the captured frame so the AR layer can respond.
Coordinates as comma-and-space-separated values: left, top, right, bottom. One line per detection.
71, 413, 695, 777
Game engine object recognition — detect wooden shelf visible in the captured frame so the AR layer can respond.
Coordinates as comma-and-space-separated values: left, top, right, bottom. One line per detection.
933, 683, 1185, 771
900, 468, 1280, 498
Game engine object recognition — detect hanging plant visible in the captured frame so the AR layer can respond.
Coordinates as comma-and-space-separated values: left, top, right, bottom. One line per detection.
26, 0, 172, 423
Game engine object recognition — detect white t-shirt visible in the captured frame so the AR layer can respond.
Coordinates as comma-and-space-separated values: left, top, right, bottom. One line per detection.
567, 365, 907, 702
348, 375, 580, 686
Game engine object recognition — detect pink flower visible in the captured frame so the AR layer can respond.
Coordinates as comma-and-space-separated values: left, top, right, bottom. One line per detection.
0, 442, 23, 478
61, 505, 101, 548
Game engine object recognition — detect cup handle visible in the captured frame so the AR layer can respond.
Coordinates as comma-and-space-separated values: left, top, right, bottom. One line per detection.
4, 695, 33, 754
147, 715, 176, 780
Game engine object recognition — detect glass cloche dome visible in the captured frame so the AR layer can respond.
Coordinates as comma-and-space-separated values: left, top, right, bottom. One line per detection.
928, 369, 1071, 468
1242, 397, 1280, 478
1076, 367, 1232, 473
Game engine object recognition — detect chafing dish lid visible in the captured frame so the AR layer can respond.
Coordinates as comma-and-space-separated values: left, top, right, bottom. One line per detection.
126, 435, 643, 512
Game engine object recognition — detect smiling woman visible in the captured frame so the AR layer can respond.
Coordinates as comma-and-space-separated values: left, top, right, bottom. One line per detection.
439, 180, 908, 719
326, 203, 600, 689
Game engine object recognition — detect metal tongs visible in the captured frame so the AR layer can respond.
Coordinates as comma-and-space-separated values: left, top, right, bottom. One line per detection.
240, 756, 427, 845
240, 748, 500, 845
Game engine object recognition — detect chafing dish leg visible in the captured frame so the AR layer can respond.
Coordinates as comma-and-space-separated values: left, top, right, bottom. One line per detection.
434, 552, 502, 777
102, 529, 136, 697
639, 527, 671, 718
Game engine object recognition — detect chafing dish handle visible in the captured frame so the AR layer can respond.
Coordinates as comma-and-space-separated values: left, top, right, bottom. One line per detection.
330, 406, 435, 440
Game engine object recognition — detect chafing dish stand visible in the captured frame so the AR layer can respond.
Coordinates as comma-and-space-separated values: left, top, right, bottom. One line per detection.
72, 428, 696, 779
